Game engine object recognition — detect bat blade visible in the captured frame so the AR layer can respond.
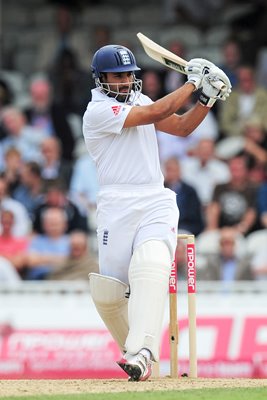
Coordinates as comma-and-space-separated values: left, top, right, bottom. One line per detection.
137, 32, 226, 91
137, 32, 187, 75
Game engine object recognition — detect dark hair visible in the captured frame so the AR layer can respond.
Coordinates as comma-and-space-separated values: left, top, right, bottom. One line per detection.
0, 79, 13, 106
44, 178, 68, 193
25, 161, 42, 177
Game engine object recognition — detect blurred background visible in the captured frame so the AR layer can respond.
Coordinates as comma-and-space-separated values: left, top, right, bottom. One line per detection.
0, 0, 267, 379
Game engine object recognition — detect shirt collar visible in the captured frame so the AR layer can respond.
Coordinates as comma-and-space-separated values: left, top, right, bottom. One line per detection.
91, 88, 135, 105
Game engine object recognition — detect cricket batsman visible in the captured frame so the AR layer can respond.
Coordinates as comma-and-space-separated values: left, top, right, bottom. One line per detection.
83, 43, 231, 381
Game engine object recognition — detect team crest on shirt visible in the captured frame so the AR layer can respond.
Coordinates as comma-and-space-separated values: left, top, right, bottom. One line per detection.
111, 105, 121, 115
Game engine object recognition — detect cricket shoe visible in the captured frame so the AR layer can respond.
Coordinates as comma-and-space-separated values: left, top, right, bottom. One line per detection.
117, 350, 152, 381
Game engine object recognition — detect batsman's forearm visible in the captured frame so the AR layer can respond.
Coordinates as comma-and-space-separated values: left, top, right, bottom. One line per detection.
125, 82, 198, 128
156, 99, 210, 137
177, 102, 210, 137
152, 83, 195, 120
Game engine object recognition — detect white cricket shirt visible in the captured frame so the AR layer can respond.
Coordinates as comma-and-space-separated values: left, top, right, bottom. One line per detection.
83, 88, 164, 187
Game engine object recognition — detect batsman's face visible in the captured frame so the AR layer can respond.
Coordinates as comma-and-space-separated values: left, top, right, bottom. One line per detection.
103, 72, 134, 102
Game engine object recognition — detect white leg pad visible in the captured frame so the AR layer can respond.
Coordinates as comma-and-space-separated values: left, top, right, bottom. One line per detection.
125, 240, 172, 361
89, 273, 129, 352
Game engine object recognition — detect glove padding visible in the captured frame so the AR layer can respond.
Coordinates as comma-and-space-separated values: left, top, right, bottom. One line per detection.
185, 58, 216, 90
199, 66, 232, 107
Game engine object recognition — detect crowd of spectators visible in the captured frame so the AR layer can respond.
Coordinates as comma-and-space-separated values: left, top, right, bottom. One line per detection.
0, 1, 267, 283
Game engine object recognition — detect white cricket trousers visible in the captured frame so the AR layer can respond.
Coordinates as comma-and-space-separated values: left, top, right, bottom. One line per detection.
96, 184, 179, 284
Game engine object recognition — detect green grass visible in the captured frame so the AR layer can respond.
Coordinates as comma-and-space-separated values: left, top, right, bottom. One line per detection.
2, 388, 267, 400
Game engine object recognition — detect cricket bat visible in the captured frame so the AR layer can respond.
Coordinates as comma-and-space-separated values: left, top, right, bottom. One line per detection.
137, 32, 225, 90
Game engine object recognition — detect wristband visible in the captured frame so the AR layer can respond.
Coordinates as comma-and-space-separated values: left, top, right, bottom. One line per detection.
198, 91, 216, 107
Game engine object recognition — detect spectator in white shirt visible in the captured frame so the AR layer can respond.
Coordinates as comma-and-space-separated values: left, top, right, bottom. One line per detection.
157, 97, 219, 164
0, 256, 21, 283
40, 136, 73, 189
181, 138, 231, 207
251, 248, 267, 280
0, 106, 46, 168
69, 153, 98, 214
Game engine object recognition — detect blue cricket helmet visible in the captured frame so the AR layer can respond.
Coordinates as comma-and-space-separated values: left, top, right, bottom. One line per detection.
91, 45, 141, 79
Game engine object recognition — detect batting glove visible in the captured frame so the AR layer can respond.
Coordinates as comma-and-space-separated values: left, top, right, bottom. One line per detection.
199, 66, 232, 107
185, 60, 203, 90
207, 66, 232, 99
185, 58, 216, 90
189, 58, 216, 72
